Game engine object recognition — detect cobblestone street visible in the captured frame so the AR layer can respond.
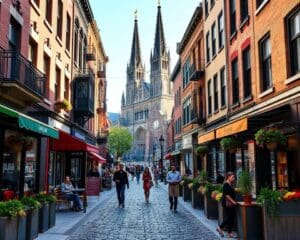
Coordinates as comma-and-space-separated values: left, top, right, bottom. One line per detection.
67, 180, 218, 240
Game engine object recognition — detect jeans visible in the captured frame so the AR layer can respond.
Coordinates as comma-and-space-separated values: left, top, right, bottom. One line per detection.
169, 197, 178, 210
136, 174, 140, 184
66, 193, 82, 209
116, 185, 126, 205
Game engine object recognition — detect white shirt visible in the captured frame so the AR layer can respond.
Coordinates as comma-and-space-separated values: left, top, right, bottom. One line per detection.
166, 171, 182, 183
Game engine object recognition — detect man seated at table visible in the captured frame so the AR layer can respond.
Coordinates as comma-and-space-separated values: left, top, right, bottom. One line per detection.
61, 176, 83, 211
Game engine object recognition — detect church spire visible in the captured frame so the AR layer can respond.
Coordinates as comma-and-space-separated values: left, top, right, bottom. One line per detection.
153, 3, 166, 58
129, 10, 142, 67
121, 91, 125, 106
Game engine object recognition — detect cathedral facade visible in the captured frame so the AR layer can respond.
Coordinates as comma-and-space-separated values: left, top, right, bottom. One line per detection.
120, 4, 173, 163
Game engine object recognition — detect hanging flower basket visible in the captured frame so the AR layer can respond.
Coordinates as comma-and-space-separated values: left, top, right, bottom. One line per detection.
220, 137, 241, 153
54, 99, 72, 112
6, 135, 34, 151
254, 128, 286, 150
195, 145, 209, 155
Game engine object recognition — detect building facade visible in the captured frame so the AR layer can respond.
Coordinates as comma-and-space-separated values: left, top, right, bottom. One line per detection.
120, 4, 173, 163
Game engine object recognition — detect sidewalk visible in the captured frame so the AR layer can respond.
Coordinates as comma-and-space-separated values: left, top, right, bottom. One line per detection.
37, 189, 115, 240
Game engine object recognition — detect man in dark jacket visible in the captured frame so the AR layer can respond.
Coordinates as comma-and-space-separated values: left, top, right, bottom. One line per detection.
113, 163, 129, 208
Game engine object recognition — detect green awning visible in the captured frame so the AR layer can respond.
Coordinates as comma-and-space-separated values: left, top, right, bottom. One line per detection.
0, 104, 58, 139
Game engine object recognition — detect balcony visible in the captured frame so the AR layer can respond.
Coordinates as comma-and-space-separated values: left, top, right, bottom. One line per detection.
85, 45, 95, 61
73, 68, 94, 125
0, 48, 45, 108
97, 128, 109, 144
189, 60, 205, 81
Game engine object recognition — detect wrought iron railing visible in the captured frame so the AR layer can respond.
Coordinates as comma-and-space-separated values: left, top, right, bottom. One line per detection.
189, 59, 205, 81
0, 49, 45, 96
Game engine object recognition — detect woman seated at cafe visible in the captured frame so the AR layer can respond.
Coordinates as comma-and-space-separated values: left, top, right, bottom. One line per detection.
61, 176, 83, 211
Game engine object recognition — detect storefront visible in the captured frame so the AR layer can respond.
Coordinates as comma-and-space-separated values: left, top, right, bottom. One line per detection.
0, 104, 59, 199
182, 134, 193, 176
49, 130, 106, 189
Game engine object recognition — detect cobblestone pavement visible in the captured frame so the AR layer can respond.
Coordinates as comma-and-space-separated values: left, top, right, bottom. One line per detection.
67, 180, 218, 240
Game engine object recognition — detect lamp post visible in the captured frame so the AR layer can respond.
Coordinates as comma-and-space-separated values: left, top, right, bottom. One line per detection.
152, 145, 156, 167
159, 135, 165, 182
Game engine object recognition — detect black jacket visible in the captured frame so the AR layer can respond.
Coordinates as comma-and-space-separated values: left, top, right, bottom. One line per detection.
113, 170, 129, 188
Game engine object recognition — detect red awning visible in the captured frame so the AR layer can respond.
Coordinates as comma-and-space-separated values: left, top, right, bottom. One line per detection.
89, 152, 106, 164
51, 131, 99, 153
164, 152, 173, 160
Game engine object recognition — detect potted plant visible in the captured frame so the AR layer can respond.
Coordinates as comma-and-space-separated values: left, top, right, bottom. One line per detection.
199, 182, 221, 219
196, 145, 209, 156
44, 194, 56, 228
255, 128, 286, 150
34, 193, 50, 233
220, 137, 241, 153
189, 178, 203, 209
6, 135, 34, 151
181, 176, 192, 202
0, 200, 26, 240
21, 197, 41, 240
237, 170, 252, 204
54, 99, 72, 112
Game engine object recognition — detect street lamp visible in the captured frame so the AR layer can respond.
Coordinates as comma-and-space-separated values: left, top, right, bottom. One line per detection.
159, 134, 165, 182
152, 145, 156, 167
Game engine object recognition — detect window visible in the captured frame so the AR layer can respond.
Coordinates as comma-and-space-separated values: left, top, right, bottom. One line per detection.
205, 0, 209, 18
218, 12, 224, 49
260, 35, 272, 91
242, 47, 251, 98
74, 27, 78, 64
211, 0, 215, 9
33, 0, 40, 7
55, 67, 61, 101
64, 77, 69, 100
288, 9, 300, 75
208, 80, 212, 115
56, 0, 63, 39
220, 67, 226, 106
206, 31, 210, 63
183, 59, 190, 88
45, 0, 52, 25
230, 0, 236, 35
8, 19, 21, 52
240, 0, 249, 23
213, 74, 218, 111
44, 55, 50, 98
256, 0, 265, 8
66, 14, 71, 51
232, 58, 239, 104
211, 23, 216, 57
183, 97, 191, 125
29, 40, 37, 66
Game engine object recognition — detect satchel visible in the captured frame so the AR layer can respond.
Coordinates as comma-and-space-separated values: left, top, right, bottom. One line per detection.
225, 198, 235, 208
149, 180, 154, 188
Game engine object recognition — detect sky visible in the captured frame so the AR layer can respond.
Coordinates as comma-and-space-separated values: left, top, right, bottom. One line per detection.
89, 0, 201, 113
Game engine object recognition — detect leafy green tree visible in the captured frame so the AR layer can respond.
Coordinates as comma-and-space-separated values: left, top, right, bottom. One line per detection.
108, 126, 133, 160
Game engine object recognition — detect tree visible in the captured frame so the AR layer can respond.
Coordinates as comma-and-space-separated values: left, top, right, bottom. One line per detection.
108, 126, 133, 160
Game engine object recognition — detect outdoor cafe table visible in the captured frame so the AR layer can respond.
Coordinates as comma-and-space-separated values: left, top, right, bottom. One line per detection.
72, 188, 87, 213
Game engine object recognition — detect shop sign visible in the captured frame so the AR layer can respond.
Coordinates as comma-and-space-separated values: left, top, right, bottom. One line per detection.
216, 118, 248, 139
74, 131, 85, 141
48, 117, 70, 133
182, 135, 192, 149
198, 131, 215, 144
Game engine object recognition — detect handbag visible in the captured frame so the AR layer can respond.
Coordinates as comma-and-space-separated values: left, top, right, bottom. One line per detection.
149, 180, 154, 188
225, 198, 235, 208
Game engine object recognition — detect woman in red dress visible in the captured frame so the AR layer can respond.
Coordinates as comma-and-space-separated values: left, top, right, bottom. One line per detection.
142, 167, 152, 203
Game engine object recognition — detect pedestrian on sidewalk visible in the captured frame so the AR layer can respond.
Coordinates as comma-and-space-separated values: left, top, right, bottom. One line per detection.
217, 171, 237, 238
166, 165, 182, 213
153, 166, 159, 187
61, 176, 83, 211
142, 167, 152, 203
135, 165, 141, 184
113, 163, 129, 208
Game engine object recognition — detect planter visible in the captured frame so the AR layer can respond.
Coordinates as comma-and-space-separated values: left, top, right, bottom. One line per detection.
237, 202, 263, 240
242, 195, 252, 205
191, 187, 204, 209
26, 208, 39, 240
38, 203, 49, 233
183, 183, 191, 202
48, 202, 56, 228
263, 200, 300, 240
266, 142, 278, 151
204, 194, 218, 219
217, 201, 237, 231
0, 216, 18, 240
229, 148, 237, 154
179, 184, 183, 197
18, 215, 27, 240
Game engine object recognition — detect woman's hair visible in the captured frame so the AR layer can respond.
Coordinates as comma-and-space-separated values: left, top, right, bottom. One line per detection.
144, 167, 150, 173
225, 171, 235, 180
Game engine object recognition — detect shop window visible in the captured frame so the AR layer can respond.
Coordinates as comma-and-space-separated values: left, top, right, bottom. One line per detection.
242, 47, 251, 99
208, 146, 217, 181
231, 58, 239, 104
70, 152, 83, 187
24, 138, 38, 193
218, 11, 224, 49
287, 8, 300, 76
184, 152, 192, 175
259, 34, 272, 92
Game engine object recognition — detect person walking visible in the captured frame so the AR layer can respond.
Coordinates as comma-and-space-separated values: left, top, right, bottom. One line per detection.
142, 167, 152, 203
113, 163, 129, 208
217, 171, 237, 238
135, 165, 141, 184
166, 165, 182, 213
153, 167, 159, 187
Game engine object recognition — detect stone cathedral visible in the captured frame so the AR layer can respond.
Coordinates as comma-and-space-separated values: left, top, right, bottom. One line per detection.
120, 4, 173, 162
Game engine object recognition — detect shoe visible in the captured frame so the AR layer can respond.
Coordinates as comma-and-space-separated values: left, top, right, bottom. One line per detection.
228, 233, 237, 238
216, 227, 224, 237
122, 204, 125, 208
173, 209, 177, 213
170, 204, 173, 210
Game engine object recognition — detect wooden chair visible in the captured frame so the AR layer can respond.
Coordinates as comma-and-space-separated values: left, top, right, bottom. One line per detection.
53, 187, 71, 211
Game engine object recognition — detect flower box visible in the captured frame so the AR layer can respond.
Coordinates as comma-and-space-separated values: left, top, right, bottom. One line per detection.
191, 186, 204, 209
38, 203, 49, 233
255, 128, 286, 150
48, 202, 56, 228
204, 194, 218, 219
26, 208, 39, 240
0, 216, 18, 240
183, 182, 192, 202
17, 214, 27, 240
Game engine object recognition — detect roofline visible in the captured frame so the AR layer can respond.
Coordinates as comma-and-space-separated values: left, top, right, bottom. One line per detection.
170, 58, 181, 82
177, 3, 203, 54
